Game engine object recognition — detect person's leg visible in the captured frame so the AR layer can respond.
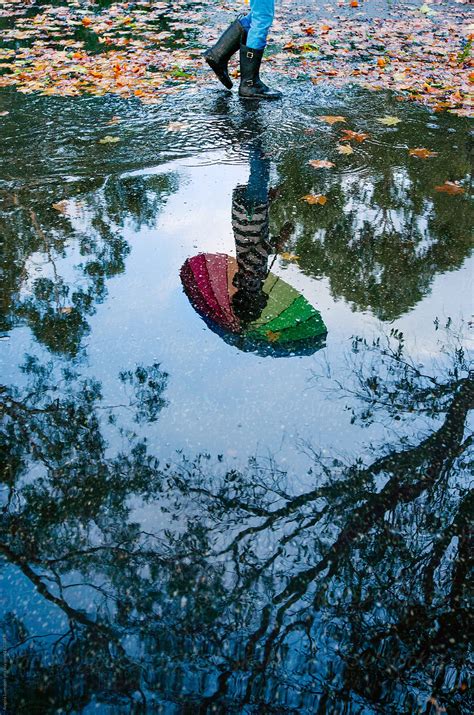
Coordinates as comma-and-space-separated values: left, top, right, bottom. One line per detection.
239, 0, 281, 99
203, 16, 247, 89
246, 0, 274, 50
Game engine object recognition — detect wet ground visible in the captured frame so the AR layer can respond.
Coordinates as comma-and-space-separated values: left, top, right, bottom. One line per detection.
1, 36, 473, 715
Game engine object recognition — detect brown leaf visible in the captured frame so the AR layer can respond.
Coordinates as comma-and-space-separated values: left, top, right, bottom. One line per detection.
302, 194, 328, 205
340, 129, 369, 142
308, 159, 335, 169
409, 147, 439, 159
319, 115, 346, 125
52, 200, 68, 214
434, 181, 465, 195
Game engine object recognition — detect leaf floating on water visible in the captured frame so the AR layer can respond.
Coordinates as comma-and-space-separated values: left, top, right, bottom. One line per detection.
409, 147, 439, 159
280, 252, 300, 262
434, 181, 465, 195
308, 160, 335, 169
52, 200, 69, 213
107, 116, 121, 125
59, 306, 73, 315
0, 111, 9, 117
166, 121, 190, 132
376, 115, 402, 126
266, 330, 281, 342
340, 129, 369, 142
319, 115, 346, 125
302, 194, 328, 205
336, 143, 354, 155
99, 135, 120, 144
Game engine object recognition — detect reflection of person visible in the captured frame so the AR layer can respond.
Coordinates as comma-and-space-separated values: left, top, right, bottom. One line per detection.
231, 144, 272, 323
203, 2, 281, 100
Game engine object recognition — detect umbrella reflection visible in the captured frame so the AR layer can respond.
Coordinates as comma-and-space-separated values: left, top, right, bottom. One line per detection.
181, 141, 327, 356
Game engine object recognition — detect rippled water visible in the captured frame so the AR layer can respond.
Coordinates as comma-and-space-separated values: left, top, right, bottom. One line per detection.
1, 81, 473, 714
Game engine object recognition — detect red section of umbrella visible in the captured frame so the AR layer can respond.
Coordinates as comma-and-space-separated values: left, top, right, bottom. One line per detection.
181, 253, 240, 332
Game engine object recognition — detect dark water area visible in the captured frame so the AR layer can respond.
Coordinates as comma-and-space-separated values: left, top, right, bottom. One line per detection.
1, 80, 473, 714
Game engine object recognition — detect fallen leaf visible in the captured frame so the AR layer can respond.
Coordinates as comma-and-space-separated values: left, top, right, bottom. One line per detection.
308, 159, 335, 169
409, 147, 439, 159
99, 135, 120, 144
107, 115, 121, 125
319, 115, 346, 125
166, 121, 190, 131
377, 57, 388, 68
81, 17, 93, 27
302, 194, 328, 205
52, 200, 68, 213
340, 129, 369, 142
280, 252, 300, 261
336, 143, 354, 155
59, 306, 73, 315
376, 115, 401, 126
434, 181, 465, 195
0, 111, 9, 117
266, 330, 281, 342
350, 0, 359, 7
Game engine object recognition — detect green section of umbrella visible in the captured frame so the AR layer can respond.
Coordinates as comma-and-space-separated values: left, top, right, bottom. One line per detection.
249, 275, 301, 329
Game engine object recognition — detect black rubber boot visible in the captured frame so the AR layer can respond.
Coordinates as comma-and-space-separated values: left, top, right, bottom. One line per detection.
238, 45, 282, 100
203, 19, 246, 90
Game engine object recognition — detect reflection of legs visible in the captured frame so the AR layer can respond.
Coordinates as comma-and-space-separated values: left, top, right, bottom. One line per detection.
239, 0, 281, 100
232, 146, 272, 323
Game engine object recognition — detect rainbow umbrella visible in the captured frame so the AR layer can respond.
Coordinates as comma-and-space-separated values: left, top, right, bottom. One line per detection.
180, 253, 327, 357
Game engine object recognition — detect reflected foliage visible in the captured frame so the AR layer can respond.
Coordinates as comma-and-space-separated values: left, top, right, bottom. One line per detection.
0, 171, 178, 356
1, 328, 472, 713
269, 113, 473, 320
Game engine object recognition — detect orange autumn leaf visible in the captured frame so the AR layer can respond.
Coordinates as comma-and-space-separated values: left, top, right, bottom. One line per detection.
319, 115, 346, 125
377, 57, 387, 68
434, 181, 465, 195
340, 129, 369, 142
302, 194, 328, 205
304, 26, 316, 36
350, 0, 359, 6
266, 330, 281, 342
409, 147, 438, 159
321, 24, 331, 33
81, 17, 93, 27
308, 159, 335, 169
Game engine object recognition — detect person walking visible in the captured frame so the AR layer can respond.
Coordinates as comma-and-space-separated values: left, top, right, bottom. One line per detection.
203, 0, 282, 100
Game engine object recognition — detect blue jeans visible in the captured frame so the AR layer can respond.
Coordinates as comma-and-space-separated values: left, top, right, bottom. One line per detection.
240, 0, 275, 50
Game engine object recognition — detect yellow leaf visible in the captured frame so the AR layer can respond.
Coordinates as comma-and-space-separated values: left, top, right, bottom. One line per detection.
59, 306, 73, 315
302, 194, 328, 205
99, 135, 120, 144
280, 252, 300, 262
266, 330, 281, 342
409, 147, 438, 159
376, 115, 401, 126
319, 115, 346, 125
336, 143, 354, 155
308, 159, 335, 169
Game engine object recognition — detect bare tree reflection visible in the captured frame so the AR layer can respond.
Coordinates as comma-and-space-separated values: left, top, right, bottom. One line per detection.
1, 325, 471, 713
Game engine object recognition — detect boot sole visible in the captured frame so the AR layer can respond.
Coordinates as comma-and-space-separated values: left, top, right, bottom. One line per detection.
204, 55, 233, 90
239, 91, 282, 101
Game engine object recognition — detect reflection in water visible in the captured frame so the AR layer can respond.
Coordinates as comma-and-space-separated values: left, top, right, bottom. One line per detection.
0, 172, 178, 356
181, 141, 327, 356
1, 87, 473, 713
1, 329, 472, 712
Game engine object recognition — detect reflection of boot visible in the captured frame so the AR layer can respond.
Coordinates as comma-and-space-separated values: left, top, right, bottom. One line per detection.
203, 19, 247, 89
239, 45, 282, 100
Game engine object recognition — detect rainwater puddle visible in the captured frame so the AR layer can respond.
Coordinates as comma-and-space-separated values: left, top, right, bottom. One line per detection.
1, 84, 473, 713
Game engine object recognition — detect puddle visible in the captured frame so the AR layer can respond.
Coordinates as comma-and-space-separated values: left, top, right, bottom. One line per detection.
1, 81, 473, 713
